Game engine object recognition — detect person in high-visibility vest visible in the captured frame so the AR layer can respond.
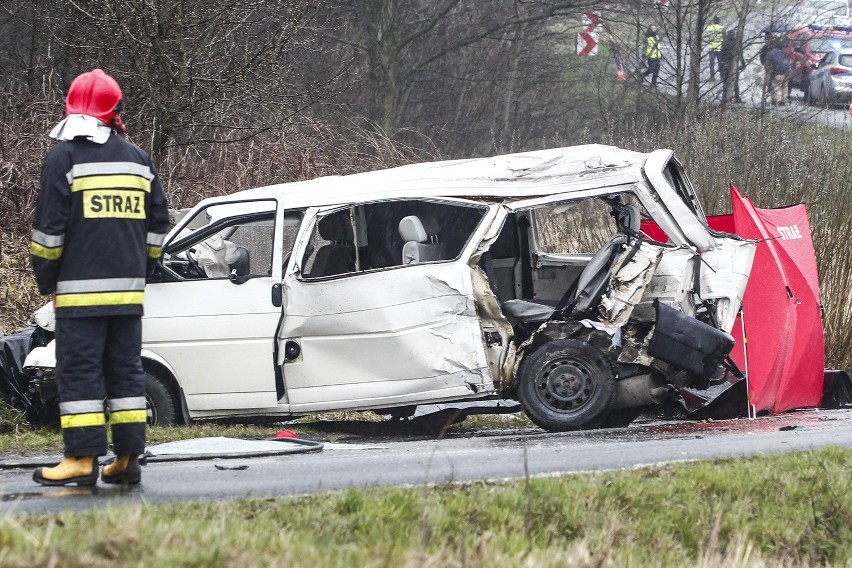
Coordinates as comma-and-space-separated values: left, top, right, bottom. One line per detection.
642, 25, 662, 87
706, 16, 725, 80
31, 69, 169, 486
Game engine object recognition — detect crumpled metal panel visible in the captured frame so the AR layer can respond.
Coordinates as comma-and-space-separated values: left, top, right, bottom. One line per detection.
469, 266, 515, 389
632, 247, 695, 322
661, 371, 747, 419
700, 237, 756, 333
599, 241, 663, 326
280, 262, 494, 407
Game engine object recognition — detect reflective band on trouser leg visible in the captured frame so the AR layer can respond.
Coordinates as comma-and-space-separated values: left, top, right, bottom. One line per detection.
59, 398, 106, 456
110, 406, 146, 455
110, 409, 147, 424
107, 396, 146, 412
61, 412, 106, 428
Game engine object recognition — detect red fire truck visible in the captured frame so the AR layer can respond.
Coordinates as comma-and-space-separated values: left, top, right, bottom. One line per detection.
784, 24, 852, 94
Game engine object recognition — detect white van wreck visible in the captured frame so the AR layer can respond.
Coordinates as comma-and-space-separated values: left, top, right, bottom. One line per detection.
24, 145, 756, 431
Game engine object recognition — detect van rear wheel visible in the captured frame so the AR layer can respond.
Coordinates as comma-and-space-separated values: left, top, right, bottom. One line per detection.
518, 339, 615, 431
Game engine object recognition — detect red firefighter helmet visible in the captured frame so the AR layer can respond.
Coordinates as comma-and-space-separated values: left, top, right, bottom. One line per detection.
64, 69, 126, 133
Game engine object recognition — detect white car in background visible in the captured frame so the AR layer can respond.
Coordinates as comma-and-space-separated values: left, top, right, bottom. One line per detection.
807, 47, 852, 105
24, 145, 756, 431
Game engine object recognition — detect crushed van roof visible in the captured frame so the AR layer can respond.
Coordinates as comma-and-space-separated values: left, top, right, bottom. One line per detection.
231, 145, 656, 208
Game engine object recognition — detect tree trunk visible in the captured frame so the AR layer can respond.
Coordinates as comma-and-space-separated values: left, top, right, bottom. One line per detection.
363, 0, 401, 136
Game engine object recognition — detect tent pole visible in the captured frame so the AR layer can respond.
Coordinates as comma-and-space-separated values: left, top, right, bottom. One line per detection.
740, 309, 754, 419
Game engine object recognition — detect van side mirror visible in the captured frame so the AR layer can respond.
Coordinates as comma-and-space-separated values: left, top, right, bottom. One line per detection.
271, 283, 283, 307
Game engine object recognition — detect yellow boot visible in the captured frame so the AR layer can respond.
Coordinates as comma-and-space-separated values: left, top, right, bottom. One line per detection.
101, 454, 141, 485
33, 456, 98, 486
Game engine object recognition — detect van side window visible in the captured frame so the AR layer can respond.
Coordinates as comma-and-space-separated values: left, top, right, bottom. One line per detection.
363, 200, 486, 269
298, 200, 487, 279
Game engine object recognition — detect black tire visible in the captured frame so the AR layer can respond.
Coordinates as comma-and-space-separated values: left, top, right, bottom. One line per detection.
144, 371, 178, 426
517, 339, 616, 431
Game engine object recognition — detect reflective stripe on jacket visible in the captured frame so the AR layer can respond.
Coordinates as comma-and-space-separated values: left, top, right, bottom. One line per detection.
31, 134, 170, 317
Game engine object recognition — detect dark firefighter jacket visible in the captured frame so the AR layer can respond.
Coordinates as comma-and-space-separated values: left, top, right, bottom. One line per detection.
31, 134, 169, 318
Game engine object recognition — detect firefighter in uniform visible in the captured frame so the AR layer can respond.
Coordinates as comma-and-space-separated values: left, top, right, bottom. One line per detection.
30, 69, 169, 486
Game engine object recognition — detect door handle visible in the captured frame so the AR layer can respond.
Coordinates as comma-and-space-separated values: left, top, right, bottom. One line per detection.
228, 273, 252, 285
271, 283, 283, 307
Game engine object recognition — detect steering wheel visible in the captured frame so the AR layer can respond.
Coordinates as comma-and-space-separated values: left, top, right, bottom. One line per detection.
185, 249, 205, 278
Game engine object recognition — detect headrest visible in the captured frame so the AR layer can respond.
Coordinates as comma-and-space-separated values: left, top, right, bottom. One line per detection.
318, 211, 354, 242
617, 204, 640, 234
399, 215, 429, 243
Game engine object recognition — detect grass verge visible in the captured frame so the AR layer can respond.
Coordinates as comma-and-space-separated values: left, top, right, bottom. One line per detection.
0, 448, 849, 567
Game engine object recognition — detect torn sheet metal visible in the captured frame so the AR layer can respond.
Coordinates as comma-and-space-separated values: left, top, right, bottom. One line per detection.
599, 241, 662, 326
470, 266, 516, 389
698, 237, 756, 333
634, 246, 695, 321
660, 371, 747, 420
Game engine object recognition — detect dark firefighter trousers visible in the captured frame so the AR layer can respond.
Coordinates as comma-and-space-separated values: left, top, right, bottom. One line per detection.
55, 316, 146, 457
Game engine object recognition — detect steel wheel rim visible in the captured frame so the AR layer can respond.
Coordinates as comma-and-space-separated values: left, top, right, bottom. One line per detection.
535, 357, 596, 412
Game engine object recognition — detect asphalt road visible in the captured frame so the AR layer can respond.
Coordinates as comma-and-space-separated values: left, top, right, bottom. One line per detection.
1, 408, 851, 515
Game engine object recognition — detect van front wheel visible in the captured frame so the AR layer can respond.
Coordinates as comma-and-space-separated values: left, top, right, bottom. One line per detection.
518, 339, 615, 432
144, 371, 178, 426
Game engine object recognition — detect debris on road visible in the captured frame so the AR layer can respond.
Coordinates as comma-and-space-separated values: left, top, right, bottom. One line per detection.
143, 436, 323, 462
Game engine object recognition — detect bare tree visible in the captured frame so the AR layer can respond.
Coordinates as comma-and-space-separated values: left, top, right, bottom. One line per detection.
327, 0, 600, 150
2, 1, 351, 164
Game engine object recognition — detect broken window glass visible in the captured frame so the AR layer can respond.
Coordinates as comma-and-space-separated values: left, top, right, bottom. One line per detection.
535, 198, 617, 254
